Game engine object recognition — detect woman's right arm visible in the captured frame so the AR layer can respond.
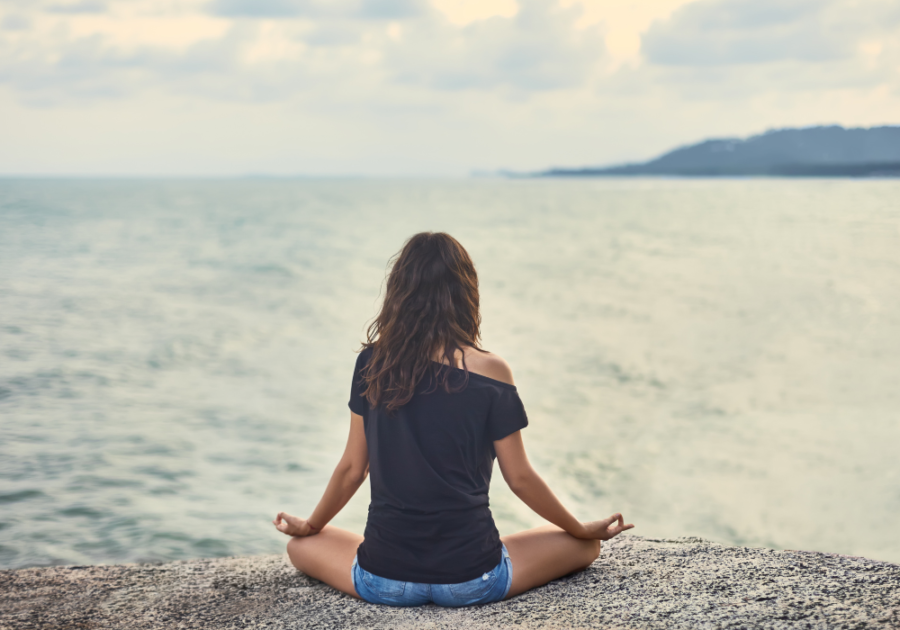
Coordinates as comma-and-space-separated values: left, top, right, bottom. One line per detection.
273, 411, 369, 537
494, 430, 634, 540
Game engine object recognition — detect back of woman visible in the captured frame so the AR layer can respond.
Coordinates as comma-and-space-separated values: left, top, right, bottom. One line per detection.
350, 346, 527, 583
273, 232, 633, 607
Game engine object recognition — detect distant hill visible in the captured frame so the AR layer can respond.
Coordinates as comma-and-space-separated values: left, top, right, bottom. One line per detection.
533, 126, 900, 177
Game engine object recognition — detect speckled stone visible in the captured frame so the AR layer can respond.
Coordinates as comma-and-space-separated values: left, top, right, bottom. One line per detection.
2, 536, 898, 629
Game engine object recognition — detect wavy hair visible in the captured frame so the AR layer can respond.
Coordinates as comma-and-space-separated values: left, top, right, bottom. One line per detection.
361, 232, 483, 413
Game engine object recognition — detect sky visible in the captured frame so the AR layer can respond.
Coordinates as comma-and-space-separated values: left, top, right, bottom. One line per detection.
1, 0, 898, 176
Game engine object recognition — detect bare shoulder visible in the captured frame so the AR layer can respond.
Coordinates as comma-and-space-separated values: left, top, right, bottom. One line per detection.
463, 348, 515, 386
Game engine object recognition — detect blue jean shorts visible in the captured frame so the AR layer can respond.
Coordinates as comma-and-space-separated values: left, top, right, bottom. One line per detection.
352, 544, 512, 607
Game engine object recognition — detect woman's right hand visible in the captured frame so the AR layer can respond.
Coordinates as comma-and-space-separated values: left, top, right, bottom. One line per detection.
272, 512, 317, 537
578, 513, 634, 540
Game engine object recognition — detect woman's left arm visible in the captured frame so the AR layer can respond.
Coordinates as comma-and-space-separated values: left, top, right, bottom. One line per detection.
273, 412, 369, 537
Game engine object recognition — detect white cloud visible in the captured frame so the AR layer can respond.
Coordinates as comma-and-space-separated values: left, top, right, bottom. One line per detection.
384, 0, 604, 91
432, 0, 518, 25
1, 13, 32, 30
630, 0, 900, 114
46, 1, 108, 14
0, 0, 897, 174
0, 0, 602, 103
642, 0, 900, 66
209, 0, 431, 19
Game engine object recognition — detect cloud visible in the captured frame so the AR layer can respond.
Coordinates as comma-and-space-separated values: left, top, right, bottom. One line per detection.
0, 0, 603, 104
208, 0, 429, 19
384, 0, 604, 91
303, 22, 364, 47
1, 14, 32, 30
641, 0, 856, 66
357, 0, 428, 19
630, 0, 900, 114
0, 0, 898, 174
46, 1, 108, 14
0, 22, 252, 104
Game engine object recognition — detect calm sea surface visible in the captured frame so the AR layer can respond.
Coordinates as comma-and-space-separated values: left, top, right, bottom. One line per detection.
1, 178, 898, 569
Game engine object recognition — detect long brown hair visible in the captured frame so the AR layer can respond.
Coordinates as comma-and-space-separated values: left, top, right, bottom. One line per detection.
361, 232, 483, 412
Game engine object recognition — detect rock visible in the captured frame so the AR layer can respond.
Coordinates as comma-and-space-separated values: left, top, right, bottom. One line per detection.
2, 536, 898, 629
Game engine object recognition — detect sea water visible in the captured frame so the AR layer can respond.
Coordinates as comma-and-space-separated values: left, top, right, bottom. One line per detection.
1, 177, 898, 569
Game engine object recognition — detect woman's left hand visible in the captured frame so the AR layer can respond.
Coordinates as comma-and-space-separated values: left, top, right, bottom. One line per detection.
272, 511, 316, 537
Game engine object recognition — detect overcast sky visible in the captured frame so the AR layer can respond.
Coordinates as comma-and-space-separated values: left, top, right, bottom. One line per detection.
1, 0, 898, 175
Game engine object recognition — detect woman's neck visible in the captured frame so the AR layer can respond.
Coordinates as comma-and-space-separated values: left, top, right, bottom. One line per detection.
430, 345, 476, 369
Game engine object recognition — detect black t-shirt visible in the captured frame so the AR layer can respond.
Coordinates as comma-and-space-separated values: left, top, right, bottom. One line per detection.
348, 347, 529, 584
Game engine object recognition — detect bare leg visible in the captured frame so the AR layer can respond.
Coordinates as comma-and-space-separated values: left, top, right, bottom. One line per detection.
501, 524, 601, 599
286, 526, 364, 598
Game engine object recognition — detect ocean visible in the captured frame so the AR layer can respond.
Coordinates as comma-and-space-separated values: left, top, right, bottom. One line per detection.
1, 177, 898, 569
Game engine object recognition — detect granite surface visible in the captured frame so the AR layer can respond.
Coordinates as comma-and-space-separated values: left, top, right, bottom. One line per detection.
2, 535, 898, 629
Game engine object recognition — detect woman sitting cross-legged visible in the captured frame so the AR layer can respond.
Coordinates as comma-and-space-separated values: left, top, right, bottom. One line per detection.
273, 231, 633, 607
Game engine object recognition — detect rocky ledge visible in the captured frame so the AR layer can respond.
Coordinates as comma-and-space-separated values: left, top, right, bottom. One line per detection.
2, 536, 898, 629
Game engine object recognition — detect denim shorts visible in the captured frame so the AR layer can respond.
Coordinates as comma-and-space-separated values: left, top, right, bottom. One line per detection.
352, 544, 512, 607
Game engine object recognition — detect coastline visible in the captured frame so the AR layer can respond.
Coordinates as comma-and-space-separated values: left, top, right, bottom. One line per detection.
2, 535, 898, 629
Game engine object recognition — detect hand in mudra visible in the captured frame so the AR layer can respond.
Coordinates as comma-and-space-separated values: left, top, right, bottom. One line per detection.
580, 513, 634, 540
272, 512, 317, 537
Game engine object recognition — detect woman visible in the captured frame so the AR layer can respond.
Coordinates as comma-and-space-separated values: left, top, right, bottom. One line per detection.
273, 232, 633, 606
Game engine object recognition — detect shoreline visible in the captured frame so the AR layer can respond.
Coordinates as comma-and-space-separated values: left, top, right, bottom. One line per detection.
3, 535, 899, 629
